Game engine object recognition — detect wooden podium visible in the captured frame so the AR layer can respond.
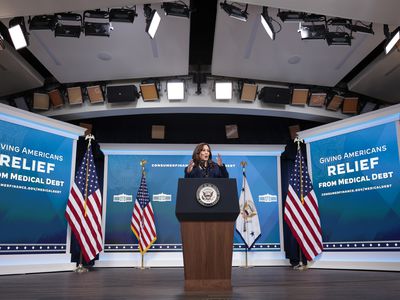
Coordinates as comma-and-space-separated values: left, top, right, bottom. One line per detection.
176, 178, 239, 291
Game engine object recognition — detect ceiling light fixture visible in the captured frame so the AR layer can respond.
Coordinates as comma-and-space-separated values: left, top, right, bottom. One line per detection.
144, 4, 161, 39
384, 25, 400, 55
161, 2, 191, 18
109, 8, 137, 23
8, 17, 29, 50
54, 13, 82, 38
0, 34, 5, 50
215, 81, 233, 100
28, 15, 56, 30
277, 10, 306, 22
345, 22, 374, 34
298, 22, 326, 40
84, 10, 112, 37
326, 31, 352, 46
220, 1, 248, 22
260, 7, 275, 40
167, 81, 185, 100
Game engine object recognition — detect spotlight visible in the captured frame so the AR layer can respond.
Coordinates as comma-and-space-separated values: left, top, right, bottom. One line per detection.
220, 1, 248, 22
326, 31, 352, 46
144, 4, 161, 39
28, 15, 56, 30
8, 17, 29, 50
167, 81, 185, 100
298, 22, 326, 40
260, 7, 275, 40
55, 13, 82, 38
277, 10, 305, 22
109, 8, 137, 23
385, 26, 400, 55
84, 10, 112, 37
161, 2, 190, 18
215, 82, 232, 100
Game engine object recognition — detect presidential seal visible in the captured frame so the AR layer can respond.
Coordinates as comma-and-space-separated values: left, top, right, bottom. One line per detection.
196, 183, 220, 207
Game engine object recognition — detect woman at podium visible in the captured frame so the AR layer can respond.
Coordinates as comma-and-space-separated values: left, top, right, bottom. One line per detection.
185, 143, 229, 178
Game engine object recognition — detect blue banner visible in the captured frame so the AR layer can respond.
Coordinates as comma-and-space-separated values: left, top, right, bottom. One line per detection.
0, 119, 73, 252
105, 153, 280, 252
310, 122, 400, 247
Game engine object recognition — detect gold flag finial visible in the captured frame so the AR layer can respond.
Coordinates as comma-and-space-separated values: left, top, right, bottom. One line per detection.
140, 159, 147, 175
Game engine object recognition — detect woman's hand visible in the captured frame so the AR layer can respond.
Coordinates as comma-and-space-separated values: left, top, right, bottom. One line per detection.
187, 159, 195, 173
217, 153, 223, 166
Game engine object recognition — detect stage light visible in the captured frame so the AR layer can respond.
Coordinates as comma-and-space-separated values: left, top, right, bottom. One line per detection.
8, 17, 29, 50
385, 26, 400, 54
28, 15, 56, 30
342, 97, 359, 114
109, 8, 137, 23
298, 22, 326, 40
87, 85, 104, 103
345, 22, 374, 34
220, 1, 248, 22
240, 82, 257, 102
167, 81, 185, 100
84, 10, 112, 37
260, 7, 275, 40
162, 2, 190, 18
48, 89, 64, 108
327, 18, 352, 26
33, 92, 49, 110
360, 102, 377, 114
303, 14, 326, 22
67, 87, 83, 105
277, 10, 305, 22
54, 13, 82, 38
308, 92, 326, 107
144, 4, 161, 39
326, 94, 344, 111
326, 31, 352, 46
140, 82, 159, 101
215, 82, 232, 100
291, 88, 309, 106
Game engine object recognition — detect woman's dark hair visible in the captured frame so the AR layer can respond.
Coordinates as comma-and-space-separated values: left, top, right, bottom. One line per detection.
192, 142, 214, 166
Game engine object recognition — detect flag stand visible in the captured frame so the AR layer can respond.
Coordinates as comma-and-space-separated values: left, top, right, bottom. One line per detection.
74, 135, 95, 274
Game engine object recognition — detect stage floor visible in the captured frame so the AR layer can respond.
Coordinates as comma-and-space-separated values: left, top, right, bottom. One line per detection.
0, 266, 399, 299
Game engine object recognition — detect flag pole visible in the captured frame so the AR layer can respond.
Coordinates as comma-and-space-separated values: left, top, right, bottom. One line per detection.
139, 159, 147, 270
293, 137, 307, 271
75, 134, 95, 273
240, 161, 251, 268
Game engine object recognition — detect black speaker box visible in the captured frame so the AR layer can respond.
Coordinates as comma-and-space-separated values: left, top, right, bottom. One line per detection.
106, 84, 138, 103
258, 87, 291, 104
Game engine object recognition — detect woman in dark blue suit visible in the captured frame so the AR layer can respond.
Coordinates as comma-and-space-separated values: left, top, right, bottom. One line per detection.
184, 143, 229, 178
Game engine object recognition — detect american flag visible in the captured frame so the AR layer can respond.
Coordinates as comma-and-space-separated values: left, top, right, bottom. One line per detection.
131, 173, 157, 254
65, 144, 103, 262
284, 147, 323, 261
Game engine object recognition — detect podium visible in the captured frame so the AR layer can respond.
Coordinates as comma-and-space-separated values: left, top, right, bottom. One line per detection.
176, 178, 239, 291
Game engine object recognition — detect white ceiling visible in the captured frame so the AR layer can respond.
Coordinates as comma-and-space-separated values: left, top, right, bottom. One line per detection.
0, 0, 400, 104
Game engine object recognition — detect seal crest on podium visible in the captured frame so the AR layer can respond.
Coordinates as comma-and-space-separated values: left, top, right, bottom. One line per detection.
196, 183, 220, 207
